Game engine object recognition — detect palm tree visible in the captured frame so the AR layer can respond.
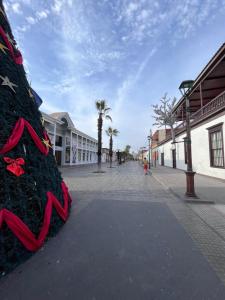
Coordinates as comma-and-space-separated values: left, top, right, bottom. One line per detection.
106, 127, 119, 168
96, 100, 112, 171
124, 145, 131, 161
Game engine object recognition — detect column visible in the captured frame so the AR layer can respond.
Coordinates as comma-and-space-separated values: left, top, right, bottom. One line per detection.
70, 130, 72, 165
81, 136, 84, 164
86, 138, 89, 164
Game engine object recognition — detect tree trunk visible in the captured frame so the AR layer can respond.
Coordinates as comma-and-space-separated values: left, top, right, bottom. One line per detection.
109, 136, 113, 168
171, 125, 175, 143
97, 114, 102, 171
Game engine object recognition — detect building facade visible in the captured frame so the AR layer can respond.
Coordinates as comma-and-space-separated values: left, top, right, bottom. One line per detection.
138, 149, 148, 161
151, 129, 171, 166
155, 44, 225, 180
102, 148, 117, 163
102, 148, 110, 163
42, 112, 98, 166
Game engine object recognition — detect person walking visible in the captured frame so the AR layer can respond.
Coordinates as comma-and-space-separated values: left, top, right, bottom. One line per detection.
143, 158, 148, 175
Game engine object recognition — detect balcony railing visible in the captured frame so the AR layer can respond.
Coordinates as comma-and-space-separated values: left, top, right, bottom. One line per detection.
174, 91, 225, 135
191, 90, 225, 123
158, 91, 225, 145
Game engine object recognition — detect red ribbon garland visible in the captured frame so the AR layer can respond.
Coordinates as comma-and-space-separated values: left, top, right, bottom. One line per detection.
0, 26, 23, 64
4, 157, 25, 176
0, 118, 49, 155
0, 181, 72, 251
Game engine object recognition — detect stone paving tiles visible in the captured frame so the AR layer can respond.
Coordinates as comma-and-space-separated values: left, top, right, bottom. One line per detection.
1, 162, 225, 299
65, 162, 225, 288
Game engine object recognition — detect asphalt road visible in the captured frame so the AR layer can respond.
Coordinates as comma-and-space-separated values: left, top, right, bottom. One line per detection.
0, 162, 225, 299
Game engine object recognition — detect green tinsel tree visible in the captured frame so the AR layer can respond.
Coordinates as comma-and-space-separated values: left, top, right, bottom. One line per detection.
0, 0, 71, 274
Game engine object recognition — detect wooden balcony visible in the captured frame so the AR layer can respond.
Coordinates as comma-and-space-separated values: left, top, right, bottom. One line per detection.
156, 91, 225, 146
190, 90, 225, 124
174, 90, 225, 135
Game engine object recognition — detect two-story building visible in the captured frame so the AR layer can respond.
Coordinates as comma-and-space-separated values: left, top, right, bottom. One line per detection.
155, 44, 225, 180
42, 112, 98, 166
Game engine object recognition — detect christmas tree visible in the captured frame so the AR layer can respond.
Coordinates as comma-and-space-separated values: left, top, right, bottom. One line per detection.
0, 1, 71, 274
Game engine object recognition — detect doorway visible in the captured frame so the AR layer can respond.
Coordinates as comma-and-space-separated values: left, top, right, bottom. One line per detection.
161, 153, 164, 166
172, 149, 176, 169
55, 151, 62, 166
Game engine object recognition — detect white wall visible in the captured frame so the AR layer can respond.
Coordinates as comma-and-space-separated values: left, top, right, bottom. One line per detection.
158, 113, 225, 179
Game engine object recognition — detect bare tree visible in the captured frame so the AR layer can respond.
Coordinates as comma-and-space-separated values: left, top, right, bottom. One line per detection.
152, 94, 177, 142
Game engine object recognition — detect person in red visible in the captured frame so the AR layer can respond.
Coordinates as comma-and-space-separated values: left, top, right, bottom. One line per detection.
143, 158, 149, 175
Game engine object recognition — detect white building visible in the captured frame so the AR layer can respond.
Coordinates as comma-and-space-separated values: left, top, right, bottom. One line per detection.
102, 148, 110, 163
101, 148, 117, 163
156, 44, 225, 180
42, 112, 98, 166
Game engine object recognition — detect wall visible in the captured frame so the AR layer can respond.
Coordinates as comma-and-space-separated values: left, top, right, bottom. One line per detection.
157, 113, 225, 179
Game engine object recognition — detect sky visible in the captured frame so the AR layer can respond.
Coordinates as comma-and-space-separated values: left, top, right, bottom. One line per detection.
3, 0, 225, 152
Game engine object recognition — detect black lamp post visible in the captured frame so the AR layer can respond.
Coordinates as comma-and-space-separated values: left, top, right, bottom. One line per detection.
179, 80, 197, 198
147, 131, 152, 169
116, 149, 121, 165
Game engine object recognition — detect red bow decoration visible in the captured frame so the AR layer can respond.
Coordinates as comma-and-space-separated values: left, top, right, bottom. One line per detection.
0, 26, 23, 64
4, 157, 25, 177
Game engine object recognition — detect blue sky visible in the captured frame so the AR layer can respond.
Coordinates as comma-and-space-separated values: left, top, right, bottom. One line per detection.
4, 0, 225, 151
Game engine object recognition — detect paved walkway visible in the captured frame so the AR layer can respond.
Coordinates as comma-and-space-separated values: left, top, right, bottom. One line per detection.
1, 162, 225, 299
151, 165, 225, 204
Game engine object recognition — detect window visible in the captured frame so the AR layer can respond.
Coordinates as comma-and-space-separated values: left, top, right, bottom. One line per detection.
55, 135, 62, 147
83, 151, 86, 161
65, 136, 71, 146
208, 123, 224, 168
78, 150, 81, 161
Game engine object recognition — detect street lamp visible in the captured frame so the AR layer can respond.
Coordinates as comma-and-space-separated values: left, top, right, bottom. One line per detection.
147, 131, 152, 169
179, 80, 197, 197
116, 149, 121, 165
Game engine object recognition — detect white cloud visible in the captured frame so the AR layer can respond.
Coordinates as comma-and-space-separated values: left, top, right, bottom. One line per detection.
36, 10, 49, 20
21, 0, 31, 4
115, 0, 221, 44
16, 9, 50, 35
51, 0, 64, 14
3, 1, 9, 11
26, 16, 36, 25
125, 2, 139, 17
137, 9, 149, 21
41, 101, 64, 115
12, 2, 22, 14
114, 47, 157, 117
17, 24, 30, 32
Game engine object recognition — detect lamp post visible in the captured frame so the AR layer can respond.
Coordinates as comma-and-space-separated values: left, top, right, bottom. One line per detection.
147, 130, 152, 169
179, 80, 197, 198
116, 149, 120, 165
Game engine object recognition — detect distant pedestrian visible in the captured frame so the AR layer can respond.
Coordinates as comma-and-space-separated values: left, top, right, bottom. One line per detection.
143, 158, 148, 175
